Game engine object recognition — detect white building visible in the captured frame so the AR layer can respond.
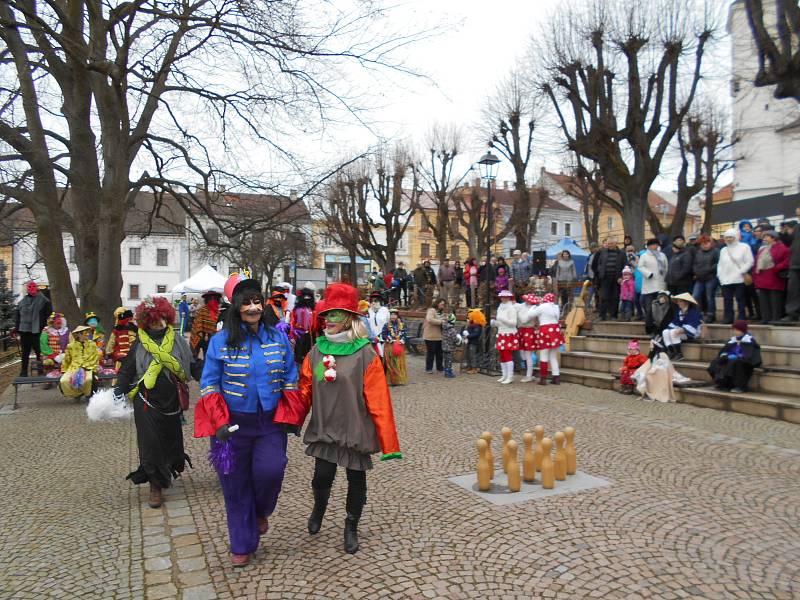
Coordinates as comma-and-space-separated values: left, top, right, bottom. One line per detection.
729, 0, 800, 201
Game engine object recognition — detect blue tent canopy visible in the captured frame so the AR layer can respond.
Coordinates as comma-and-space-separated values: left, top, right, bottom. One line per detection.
546, 238, 589, 277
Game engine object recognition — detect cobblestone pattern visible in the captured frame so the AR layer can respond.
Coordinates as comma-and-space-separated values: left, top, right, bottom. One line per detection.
2, 356, 799, 599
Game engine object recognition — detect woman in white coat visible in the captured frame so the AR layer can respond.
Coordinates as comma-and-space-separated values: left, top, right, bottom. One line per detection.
492, 290, 519, 384
528, 293, 564, 385
717, 228, 754, 323
637, 238, 668, 332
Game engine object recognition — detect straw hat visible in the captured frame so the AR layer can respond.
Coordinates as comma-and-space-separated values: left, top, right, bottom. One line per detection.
671, 292, 697, 305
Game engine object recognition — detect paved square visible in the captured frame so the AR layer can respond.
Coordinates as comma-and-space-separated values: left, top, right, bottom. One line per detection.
1, 356, 799, 599
447, 471, 612, 505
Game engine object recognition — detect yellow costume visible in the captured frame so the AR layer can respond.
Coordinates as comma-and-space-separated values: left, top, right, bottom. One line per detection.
59, 337, 100, 398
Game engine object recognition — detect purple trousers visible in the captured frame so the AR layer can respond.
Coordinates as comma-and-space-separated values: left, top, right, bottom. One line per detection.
212, 409, 288, 555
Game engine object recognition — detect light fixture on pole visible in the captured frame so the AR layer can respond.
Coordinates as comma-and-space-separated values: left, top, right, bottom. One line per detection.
477, 150, 500, 360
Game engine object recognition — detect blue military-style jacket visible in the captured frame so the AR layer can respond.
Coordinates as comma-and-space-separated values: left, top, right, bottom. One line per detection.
200, 324, 298, 413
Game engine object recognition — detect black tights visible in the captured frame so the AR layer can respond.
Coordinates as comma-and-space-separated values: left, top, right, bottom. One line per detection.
312, 457, 366, 515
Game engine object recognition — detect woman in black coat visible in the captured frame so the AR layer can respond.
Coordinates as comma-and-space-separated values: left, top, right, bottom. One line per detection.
707, 320, 762, 392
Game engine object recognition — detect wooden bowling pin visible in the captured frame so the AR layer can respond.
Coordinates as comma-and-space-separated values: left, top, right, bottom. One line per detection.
540, 438, 555, 489
533, 425, 545, 473
506, 440, 521, 492
522, 432, 536, 482
554, 431, 567, 481
480, 431, 495, 480
564, 426, 577, 475
501, 427, 512, 473
476, 439, 491, 491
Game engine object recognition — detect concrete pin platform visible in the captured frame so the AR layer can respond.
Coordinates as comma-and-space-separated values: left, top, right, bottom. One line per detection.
448, 470, 612, 506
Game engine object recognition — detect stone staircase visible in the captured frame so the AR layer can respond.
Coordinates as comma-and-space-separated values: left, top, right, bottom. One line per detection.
561, 321, 800, 424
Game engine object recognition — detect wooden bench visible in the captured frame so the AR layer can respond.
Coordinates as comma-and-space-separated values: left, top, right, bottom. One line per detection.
406, 322, 425, 355
10, 373, 116, 410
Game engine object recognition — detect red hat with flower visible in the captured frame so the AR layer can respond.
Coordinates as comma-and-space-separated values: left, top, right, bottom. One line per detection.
543, 292, 556, 304
319, 283, 360, 315
522, 294, 539, 305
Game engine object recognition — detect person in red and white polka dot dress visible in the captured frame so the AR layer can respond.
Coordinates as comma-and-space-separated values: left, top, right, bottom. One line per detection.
526, 293, 564, 385
492, 290, 519, 384
516, 294, 541, 382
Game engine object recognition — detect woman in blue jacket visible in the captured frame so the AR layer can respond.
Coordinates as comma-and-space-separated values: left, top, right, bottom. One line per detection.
198, 276, 298, 567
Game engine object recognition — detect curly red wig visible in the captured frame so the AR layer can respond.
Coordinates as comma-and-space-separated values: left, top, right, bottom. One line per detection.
134, 296, 176, 330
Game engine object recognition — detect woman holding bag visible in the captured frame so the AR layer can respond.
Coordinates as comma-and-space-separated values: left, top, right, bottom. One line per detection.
380, 309, 408, 386
115, 296, 192, 510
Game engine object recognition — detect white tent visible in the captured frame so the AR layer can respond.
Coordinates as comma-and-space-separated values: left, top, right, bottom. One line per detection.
171, 265, 227, 294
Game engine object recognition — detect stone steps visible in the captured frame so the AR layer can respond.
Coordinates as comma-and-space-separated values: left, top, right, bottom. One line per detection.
559, 367, 800, 424
587, 320, 800, 347
570, 334, 800, 369
561, 350, 800, 398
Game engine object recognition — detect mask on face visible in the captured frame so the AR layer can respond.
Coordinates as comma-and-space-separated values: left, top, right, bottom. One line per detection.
87, 317, 99, 327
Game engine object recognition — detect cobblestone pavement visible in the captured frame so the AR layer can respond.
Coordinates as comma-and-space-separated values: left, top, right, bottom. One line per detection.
1, 356, 799, 600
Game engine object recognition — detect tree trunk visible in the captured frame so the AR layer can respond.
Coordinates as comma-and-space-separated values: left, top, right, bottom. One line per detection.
349, 251, 358, 285
621, 190, 647, 249
33, 212, 81, 325
513, 184, 531, 252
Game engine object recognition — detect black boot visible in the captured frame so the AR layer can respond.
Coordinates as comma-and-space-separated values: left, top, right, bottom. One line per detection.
672, 343, 684, 362
307, 487, 331, 534
343, 479, 365, 554
344, 513, 360, 554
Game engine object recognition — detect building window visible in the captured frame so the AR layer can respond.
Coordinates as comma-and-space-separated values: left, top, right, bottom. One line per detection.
129, 247, 141, 265
397, 237, 406, 251
420, 217, 430, 233
421, 243, 431, 258
207, 227, 219, 243
564, 223, 572, 237
451, 245, 461, 259
129, 284, 140, 300
228, 266, 239, 275
156, 285, 167, 294
550, 222, 558, 236
607, 216, 614, 232
156, 248, 168, 266
69, 246, 76, 264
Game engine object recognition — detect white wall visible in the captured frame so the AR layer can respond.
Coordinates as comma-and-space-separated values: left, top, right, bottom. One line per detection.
12, 232, 184, 308
730, 0, 800, 200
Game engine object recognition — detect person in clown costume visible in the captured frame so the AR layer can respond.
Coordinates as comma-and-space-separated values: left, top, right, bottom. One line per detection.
106, 307, 138, 369
515, 295, 540, 382
492, 289, 519, 384
527, 292, 565, 385
195, 274, 299, 568
83, 311, 106, 354
274, 282, 401, 555
59, 325, 100, 398
40, 312, 70, 377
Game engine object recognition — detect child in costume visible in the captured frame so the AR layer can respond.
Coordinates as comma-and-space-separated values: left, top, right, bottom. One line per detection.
707, 320, 762, 393
619, 267, 636, 322
83, 311, 106, 355
516, 295, 540, 382
493, 290, 519, 384
441, 312, 459, 379
494, 267, 510, 295
40, 312, 70, 377
274, 283, 401, 555
527, 293, 564, 385
59, 325, 100, 398
660, 293, 703, 361
106, 307, 138, 370
619, 339, 647, 394
462, 308, 485, 374
380, 309, 408, 386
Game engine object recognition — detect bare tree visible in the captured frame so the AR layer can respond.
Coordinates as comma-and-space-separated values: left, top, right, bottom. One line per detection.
0, 0, 424, 326
482, 72, 540, 251
414, 124, 471, 263
697, 105, 740, 234
538, 0, 714, 247
744, 0, 800, 101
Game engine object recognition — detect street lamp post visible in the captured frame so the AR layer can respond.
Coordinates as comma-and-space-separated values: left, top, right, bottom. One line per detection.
478, 151, 500, 360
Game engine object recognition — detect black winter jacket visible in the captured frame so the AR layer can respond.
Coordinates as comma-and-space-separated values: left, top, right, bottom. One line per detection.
667, 249, 694, 286
692, 247, 720, 281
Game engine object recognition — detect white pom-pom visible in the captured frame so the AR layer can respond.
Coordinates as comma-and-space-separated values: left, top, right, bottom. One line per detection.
323, 368, 337, 382
322, 355, 336, 368
86, 388, 133, 422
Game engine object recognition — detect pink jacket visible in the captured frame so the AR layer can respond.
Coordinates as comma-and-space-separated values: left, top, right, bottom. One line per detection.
620, 277, 635, 301
753, 242, 790, 291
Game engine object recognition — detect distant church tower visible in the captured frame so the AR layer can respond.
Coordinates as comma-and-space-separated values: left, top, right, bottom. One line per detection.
729, 0, 800, 201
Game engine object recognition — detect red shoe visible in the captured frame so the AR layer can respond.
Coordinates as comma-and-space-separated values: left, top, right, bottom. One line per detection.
257, 517, 269, 536
231, 553, 250, 568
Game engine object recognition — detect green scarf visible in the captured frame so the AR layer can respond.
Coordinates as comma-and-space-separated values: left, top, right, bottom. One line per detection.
130, 327, 185, 398
315, 336, 370, 356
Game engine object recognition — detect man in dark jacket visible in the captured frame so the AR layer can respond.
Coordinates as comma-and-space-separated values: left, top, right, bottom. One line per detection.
691, 235, 720, 322
394, 262, 409, 306
781, 221, 800, 322
591, 238, 626, 320
666, 236, 693, 296
14, 281, 52, 376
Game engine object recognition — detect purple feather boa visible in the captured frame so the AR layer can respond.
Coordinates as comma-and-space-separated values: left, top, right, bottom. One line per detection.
209, 440, 235, 475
